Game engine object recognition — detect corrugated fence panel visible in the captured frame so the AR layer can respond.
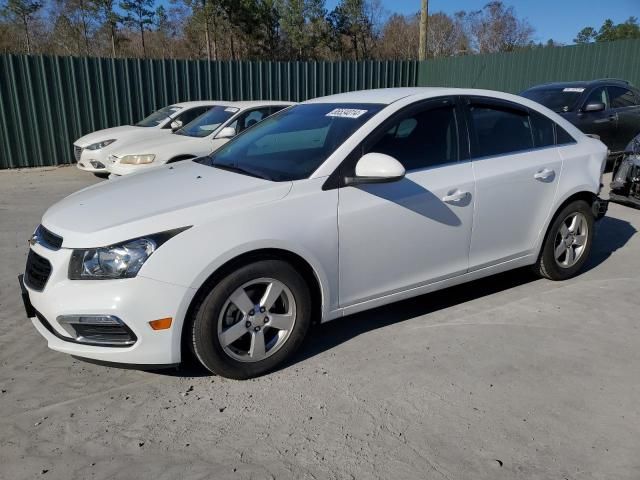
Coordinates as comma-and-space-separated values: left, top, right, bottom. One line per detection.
0, 57, 418, 169
418, 39, 640, 93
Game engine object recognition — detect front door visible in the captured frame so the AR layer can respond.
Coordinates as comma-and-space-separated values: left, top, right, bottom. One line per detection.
464, 98, 563, 269
338, 99, 475, 307
608, 85, 640, 152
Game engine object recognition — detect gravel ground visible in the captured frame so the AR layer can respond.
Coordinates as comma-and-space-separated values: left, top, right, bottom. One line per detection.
1, 166, 639, 480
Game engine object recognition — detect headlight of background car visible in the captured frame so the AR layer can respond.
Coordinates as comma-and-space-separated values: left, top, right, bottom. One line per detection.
119, 154, 155, 165
68, 228, 190, 280
86, 139, 116, 150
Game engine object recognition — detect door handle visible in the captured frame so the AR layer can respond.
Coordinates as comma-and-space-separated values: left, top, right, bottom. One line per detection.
534, 168, 555, 181
442, 190, 470, 204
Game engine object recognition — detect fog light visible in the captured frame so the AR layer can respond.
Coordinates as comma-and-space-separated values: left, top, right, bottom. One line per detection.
149, 317, 172, 330
90, 160, 105, 169
57, 315, 136, 346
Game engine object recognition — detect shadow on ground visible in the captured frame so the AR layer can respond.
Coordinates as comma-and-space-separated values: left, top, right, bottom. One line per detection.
146, 215, 636, 378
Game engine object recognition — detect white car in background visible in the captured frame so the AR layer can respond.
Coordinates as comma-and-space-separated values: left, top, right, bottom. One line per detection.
21, 88, 608, 379
74, 101, 218, 176
105, 101, 294, 177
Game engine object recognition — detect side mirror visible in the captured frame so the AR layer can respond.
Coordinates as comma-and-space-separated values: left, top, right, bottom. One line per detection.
583, 102, 605, 113
170, 120, 183, 131
215, 126, 236, 139
345, 152, 405, 186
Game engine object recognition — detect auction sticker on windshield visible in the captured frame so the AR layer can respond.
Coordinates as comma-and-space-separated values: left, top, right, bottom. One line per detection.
563, 88, 585, 93
326, 108, 368, 119
225, 107, 240, 113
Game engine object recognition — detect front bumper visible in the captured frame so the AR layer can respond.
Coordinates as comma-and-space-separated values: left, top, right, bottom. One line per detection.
22, 243, 195, 365
106, 160, 159, 176
75, 146, 110, 172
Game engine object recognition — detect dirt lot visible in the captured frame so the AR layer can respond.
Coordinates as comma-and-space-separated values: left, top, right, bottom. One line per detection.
1, 166, 639, 480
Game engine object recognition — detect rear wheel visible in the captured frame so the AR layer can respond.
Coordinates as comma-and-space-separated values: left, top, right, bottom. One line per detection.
534, 200, 594, 280
190, 260, 311, 379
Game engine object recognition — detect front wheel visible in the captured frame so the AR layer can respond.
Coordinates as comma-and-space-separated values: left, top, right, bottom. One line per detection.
190, 260, 312, 379
534, 200, 594, 280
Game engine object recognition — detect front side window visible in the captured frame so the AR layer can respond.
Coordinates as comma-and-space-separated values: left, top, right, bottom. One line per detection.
163, 106, 211, 129
584, 87, 609, 109
608, 86, 638, 108
367, 104, 458, 171
469, 104, 534, 158
200, 103, 384, 181
175, 106, 236, 138
136, 105, 181, 127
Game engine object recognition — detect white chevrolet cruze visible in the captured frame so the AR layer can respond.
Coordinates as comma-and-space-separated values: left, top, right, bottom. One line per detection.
21, 88, 608, 379
74, 101, 218, 176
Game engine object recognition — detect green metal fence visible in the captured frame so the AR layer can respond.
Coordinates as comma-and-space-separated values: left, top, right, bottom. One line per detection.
2, 39, 640, 170
418, 39, 640, 93
0, 57, 418, 169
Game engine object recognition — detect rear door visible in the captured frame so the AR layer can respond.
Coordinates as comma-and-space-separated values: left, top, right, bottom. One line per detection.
464, 97, 563, 269
608, 86, 640, 152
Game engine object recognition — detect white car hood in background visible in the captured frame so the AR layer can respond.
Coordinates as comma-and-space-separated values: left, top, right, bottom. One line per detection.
74, 126, 153, 147
42, 161, 292, 248
110, 133, 224, 162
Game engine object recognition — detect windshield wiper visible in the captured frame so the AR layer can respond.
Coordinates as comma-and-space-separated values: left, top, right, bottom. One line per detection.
211, 163, 271, 180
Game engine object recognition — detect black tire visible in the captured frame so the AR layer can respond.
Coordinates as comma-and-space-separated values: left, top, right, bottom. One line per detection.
190, 260, 312, 379
534, 200, 594, 280
93, 172, 110, 179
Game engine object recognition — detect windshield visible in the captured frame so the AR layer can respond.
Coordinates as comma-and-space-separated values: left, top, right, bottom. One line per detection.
175, 106, 237, 138
197, 103, 384, 181
521, 87, 585, 113
136, 106, 181, 127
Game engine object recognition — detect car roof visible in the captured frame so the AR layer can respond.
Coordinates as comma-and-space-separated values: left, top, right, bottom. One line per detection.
171, 100, 220, 108
223, 100, 296, 109
523, 78, 632, 91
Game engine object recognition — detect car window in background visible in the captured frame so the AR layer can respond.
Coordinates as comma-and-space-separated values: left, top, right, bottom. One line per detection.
584, 87, 609, 109
529, 111, 556, 148
608, 86, 638, 108
368, 105, 458, 171
226, 108, 273, 134
469, 106, 534, 157
175, 106, 236, 138
163, 106, 211, 129
201, 103, 384, 181
521, 88, 583, 112
136, 106, 181, 127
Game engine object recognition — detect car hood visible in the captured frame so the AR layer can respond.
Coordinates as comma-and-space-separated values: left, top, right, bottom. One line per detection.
42, 161, 292, 248
75, 126, 151, 147
111, 133, 208, 157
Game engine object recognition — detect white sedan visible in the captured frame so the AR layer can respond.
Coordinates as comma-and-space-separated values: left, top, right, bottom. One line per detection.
105, 101, 294, 177
74, 101, 218, 176
21, 88, 608, 379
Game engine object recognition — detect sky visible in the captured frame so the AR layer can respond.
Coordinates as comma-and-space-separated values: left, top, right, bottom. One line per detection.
325, 0, 640, 45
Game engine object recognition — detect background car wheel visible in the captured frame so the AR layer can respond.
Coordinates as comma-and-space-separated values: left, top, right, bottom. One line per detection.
534, 200, 594, 280
190, 259, 312, 379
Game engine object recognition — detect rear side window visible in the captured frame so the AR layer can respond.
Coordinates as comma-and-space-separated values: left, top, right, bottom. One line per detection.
367, 104, 459, 171
556, 125, 575, 145
469, 105, 534, 157
529, 111, 555, 148
608, 86, 638, 108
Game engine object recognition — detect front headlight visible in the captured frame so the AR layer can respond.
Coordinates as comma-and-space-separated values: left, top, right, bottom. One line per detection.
119, 154, 155, 165
86, 139, 116, 150
68, 228, 190, 280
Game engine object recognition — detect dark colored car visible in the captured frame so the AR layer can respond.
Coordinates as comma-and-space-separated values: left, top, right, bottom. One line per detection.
521, 79, 640, 155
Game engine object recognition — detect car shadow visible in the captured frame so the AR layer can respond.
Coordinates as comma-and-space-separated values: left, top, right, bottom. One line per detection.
146, 215, 636, 379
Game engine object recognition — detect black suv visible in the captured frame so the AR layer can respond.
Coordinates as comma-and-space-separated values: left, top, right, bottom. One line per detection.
521, 79, 640, 155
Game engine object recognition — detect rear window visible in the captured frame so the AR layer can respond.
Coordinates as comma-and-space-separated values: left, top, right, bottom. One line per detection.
608, 86, 639, 108
521, 87, 584, 113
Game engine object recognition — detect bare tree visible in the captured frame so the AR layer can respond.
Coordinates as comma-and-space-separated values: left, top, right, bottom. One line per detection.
120, 0, 155, 57
1, 0, 43, 53
466, 1, 534, 53
93, 0, 119, 56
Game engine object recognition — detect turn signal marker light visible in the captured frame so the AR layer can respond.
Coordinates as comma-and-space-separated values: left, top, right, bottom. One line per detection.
149, 317, 172, 330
